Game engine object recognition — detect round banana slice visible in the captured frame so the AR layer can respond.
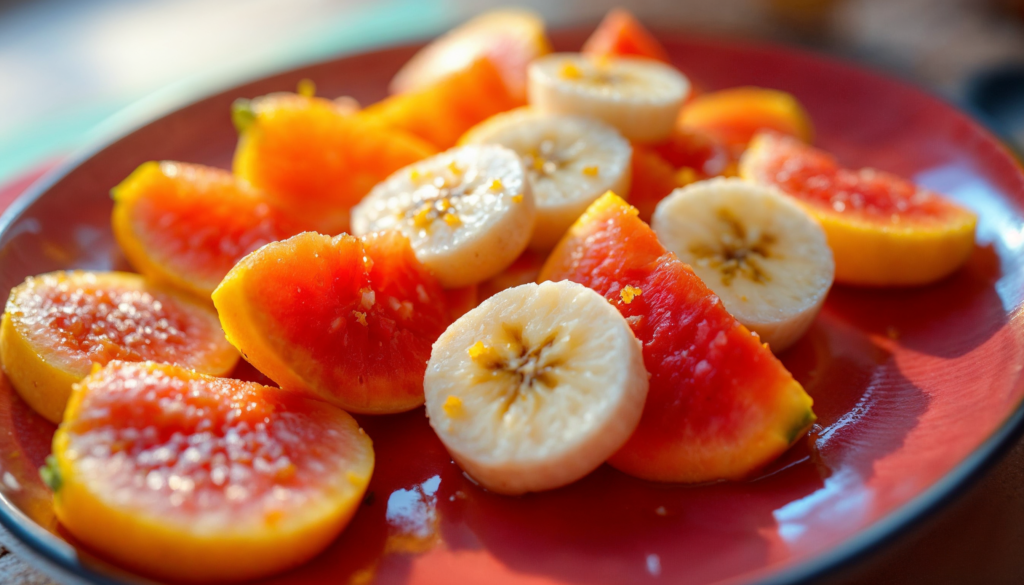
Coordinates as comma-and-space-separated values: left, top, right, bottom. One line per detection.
351, 145, 535, 288
528, 53, 690, 143
652, 178, 834, 353
461, 108, 632, 249
424, 280, 648, 495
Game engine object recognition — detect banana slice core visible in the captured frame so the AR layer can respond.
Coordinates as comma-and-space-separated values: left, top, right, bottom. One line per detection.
652, 178, 834, 352
351, 145, 536, 288
424, 281, 648, 495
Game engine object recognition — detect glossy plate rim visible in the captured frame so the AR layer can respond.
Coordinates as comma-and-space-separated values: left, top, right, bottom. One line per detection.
1, 31, 1024, 585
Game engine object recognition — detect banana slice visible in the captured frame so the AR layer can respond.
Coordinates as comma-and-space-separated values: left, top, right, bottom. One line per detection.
460, 108, 632, 249
528, 53, 689, 143
424, 281, 648, 495
652, 178, 834, 353
351, 145, 535, 288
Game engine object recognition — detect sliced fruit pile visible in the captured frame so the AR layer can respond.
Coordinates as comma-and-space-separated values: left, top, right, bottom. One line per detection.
0, 6, 983, 582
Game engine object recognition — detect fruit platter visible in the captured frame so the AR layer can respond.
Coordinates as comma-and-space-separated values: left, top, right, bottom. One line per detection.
1, 8, 1024, 585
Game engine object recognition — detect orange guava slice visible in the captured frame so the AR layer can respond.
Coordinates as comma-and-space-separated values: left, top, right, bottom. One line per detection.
741, 132, 978, 286
213, 231, 455, 414
232, 92, 437, 235
48, 360, 373, 583
390, 8, 551, 102
112, 161, 308, 299
679, 87, 815, 151
0, 271, 238, 424
360, 58, 522, 150
540, 193, 815, 482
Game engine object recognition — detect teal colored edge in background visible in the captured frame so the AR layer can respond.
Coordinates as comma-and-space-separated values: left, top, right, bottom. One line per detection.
0, 0, 453, 184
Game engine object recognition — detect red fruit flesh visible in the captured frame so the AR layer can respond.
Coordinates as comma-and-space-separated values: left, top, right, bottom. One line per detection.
745, 133, 965, 225
215, 231, 453, 413
582, 8, 671, 63
17, 273, 225, 371
113, 162, 308, 297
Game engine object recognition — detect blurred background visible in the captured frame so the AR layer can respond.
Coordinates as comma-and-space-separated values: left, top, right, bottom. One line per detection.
1, 0, 1024, 188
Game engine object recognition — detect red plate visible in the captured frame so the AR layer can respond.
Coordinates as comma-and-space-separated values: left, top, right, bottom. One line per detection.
1, 30, 1023, 585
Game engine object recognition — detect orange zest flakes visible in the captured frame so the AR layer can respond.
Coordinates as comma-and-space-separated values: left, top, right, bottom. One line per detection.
352, 311, 368, 326
511, 194, 524, 204
412, 204, 434, 229
443, 212, 461, 227
620, 285, 643, 304
582, 165, 600, 177
443, 395, 464, 418
468, 340, 502, 369
468, 341, 489, 360
437, 198, 452, 212
410, 168, 426, 182
489, 178, 504, 191
296, 78, 316, 97
448, 161, 463, 176
560, 62, 584, 80
676, 167, 698, 186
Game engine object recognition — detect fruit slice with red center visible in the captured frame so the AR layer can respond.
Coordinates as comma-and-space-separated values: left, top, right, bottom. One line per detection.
49, 360, 373, 583
540, 193, 814, 482
679, 87, 815, 152
112, 161, 309, 299
0, 271, 238, 424
740, 132, 978, 286
213, 231, 453, 414
581, 8, 671, 64
232, 92, 437, 234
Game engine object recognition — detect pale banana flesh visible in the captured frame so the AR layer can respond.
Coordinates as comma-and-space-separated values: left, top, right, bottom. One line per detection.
350, 145, 536, 289
528, 53, 690, 143
424, 281, 648, 495
461, 108, 632, 250
652, 178, 835, 353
